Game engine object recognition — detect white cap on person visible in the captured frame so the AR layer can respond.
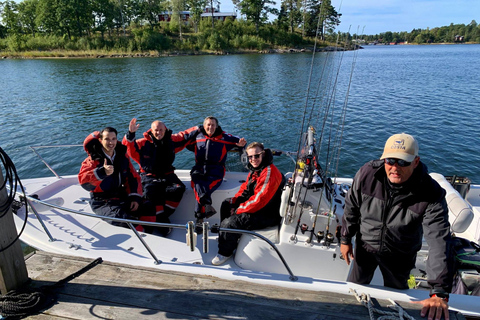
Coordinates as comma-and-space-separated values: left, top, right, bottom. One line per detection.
380, 133, 418, 162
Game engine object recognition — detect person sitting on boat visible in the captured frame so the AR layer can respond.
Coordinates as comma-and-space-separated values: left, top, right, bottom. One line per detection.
122, 118, 186, 236
211, 142, 285, 266
340, 133, 453, 320
179, 116, 246, 228
78, 127, 156, 232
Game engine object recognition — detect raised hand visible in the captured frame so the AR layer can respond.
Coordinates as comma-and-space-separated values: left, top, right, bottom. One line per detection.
129, 118, 140, 133
237, 138, 247, 147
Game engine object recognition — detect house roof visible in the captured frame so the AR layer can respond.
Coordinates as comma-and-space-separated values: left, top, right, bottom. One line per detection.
200, 12, 236, 17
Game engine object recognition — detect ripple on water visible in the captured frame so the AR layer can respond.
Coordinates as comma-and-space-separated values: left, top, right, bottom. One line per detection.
1, 45, 480, 183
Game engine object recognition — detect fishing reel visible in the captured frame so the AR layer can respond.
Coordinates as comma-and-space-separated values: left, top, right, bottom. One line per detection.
324, 232, 334, 247
338, 183, 351, 198
316, 231, 324, 243
305, 169, 323, 190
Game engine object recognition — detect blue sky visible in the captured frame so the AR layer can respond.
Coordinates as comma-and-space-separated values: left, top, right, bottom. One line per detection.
221, 0, 479, 35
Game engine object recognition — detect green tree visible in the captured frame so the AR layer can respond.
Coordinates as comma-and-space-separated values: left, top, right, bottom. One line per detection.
279, 0, 301, 34
233, 0, 277, 33
140, 0, 165, 29
186, 0, 208, 32
17, 0, 39, 37
304, 0, 340, 39
0, 0, 21, 35
91, 0, 115, 39
382, 31, 393, 43
35, 0, 93, 39
170, 0, 185, 37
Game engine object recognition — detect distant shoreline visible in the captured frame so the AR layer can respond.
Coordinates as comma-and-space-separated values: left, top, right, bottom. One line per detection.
2, 42, 476, 60
0, 46, 357, 60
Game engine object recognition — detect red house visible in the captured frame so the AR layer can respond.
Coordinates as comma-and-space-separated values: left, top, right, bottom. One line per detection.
159, 7, 236, 23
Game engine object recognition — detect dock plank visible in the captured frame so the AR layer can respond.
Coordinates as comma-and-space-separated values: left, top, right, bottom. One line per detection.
20, 251, 463, 320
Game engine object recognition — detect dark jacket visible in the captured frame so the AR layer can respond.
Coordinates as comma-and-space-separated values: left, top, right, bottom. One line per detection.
232, 149, 284, 217
78, 132, 142, 201
341, 159, 452, 294
122, 129, 185, 178
180, 125, 241, 178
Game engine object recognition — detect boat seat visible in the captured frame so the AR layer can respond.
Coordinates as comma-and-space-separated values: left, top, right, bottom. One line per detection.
234, 225, 280, 270
246, 225, 279, 242
430, 173, 474, 233
234, 174, 285, 266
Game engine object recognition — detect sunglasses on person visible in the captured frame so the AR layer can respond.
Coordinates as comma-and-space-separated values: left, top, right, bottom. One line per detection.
247, 153, 263, 160
384, 158, 412, 167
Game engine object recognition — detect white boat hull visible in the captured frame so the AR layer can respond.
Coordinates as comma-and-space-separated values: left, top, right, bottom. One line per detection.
13, 171, 480, 318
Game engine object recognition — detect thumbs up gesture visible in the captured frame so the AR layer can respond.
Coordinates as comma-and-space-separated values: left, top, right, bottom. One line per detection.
104, 158, 114, 176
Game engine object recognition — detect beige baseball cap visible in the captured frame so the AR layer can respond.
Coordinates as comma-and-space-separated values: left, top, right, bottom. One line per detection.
380, 133, 419, 162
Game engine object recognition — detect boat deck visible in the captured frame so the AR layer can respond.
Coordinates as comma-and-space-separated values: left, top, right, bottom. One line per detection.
22, 251, 467, 320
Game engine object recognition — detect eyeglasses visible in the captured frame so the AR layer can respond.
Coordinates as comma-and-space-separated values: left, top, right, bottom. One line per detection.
384, 158, 412, 167
247, 153, 263, 160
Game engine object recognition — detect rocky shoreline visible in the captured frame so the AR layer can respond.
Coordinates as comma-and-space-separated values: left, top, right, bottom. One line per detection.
1, 46, 358, 59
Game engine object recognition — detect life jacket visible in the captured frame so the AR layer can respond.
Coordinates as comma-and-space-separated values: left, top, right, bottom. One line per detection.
83, 131, 103, 160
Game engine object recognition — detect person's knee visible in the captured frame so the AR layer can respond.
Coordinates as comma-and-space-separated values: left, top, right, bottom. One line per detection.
220, 216, 235, 228
220, 198, 232, 211
166, 182, 186, 194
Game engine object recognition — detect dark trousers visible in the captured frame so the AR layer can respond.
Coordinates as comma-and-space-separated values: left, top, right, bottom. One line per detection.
348, 239, 416, 289
89, 197, 155, 231
217, 198, 281, 257
191, 173, 223, 218
142, 173, 186, 223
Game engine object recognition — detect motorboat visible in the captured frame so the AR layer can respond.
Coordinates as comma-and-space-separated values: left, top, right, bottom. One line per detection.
10, 128, 480, 318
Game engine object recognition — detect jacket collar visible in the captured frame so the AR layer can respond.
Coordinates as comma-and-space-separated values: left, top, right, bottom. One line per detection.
199, 125, 223, 138
145, 128, 173, 143
247, 149, 274, 172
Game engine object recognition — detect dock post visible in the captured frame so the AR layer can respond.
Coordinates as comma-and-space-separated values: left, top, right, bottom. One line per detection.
0, 167, 28, 294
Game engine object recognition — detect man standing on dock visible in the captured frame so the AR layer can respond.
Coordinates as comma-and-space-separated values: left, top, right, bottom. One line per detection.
340, 133, 453, 320
123, 118, 186, 236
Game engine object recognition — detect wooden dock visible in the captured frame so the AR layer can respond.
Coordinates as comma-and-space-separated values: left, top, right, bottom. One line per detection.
16, 251, 464, 320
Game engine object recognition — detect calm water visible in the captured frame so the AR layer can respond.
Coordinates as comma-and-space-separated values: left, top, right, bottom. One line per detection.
1, 44, 480, 183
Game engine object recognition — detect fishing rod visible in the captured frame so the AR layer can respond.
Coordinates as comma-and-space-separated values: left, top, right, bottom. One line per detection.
321, 28, 363, 246
308, 26, 358, 245
288, 0, 338, 226
289, 2, 356, 244
285, 0, 330, 222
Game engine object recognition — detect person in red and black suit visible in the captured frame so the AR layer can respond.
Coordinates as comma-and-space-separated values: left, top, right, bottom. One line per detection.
123, 118, 186, 236
79, 127, 155, 232
211, 142, 285, 266
178, 116, 246, 225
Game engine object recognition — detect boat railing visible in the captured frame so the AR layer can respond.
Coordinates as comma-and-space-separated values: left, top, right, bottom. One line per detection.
18, 194, 298, 281
28, 145, 297, 177
29, 145, 82, 179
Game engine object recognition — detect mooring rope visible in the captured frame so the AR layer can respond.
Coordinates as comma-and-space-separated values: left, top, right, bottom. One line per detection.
349, 288, 416, 320
0, 147, 28, 253
0, 257, 102, 319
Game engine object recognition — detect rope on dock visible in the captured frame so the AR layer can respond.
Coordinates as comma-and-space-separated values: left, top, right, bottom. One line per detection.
349, 288, 416, 320
0, 257, 102, 319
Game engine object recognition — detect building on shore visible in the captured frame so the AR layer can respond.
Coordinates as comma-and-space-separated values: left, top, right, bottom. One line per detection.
159, 7, 237, 23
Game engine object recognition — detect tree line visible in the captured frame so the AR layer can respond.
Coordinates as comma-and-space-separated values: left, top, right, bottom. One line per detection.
0, 0, 478, 56
0, 0, 341, 54
352, 21, 480, 44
